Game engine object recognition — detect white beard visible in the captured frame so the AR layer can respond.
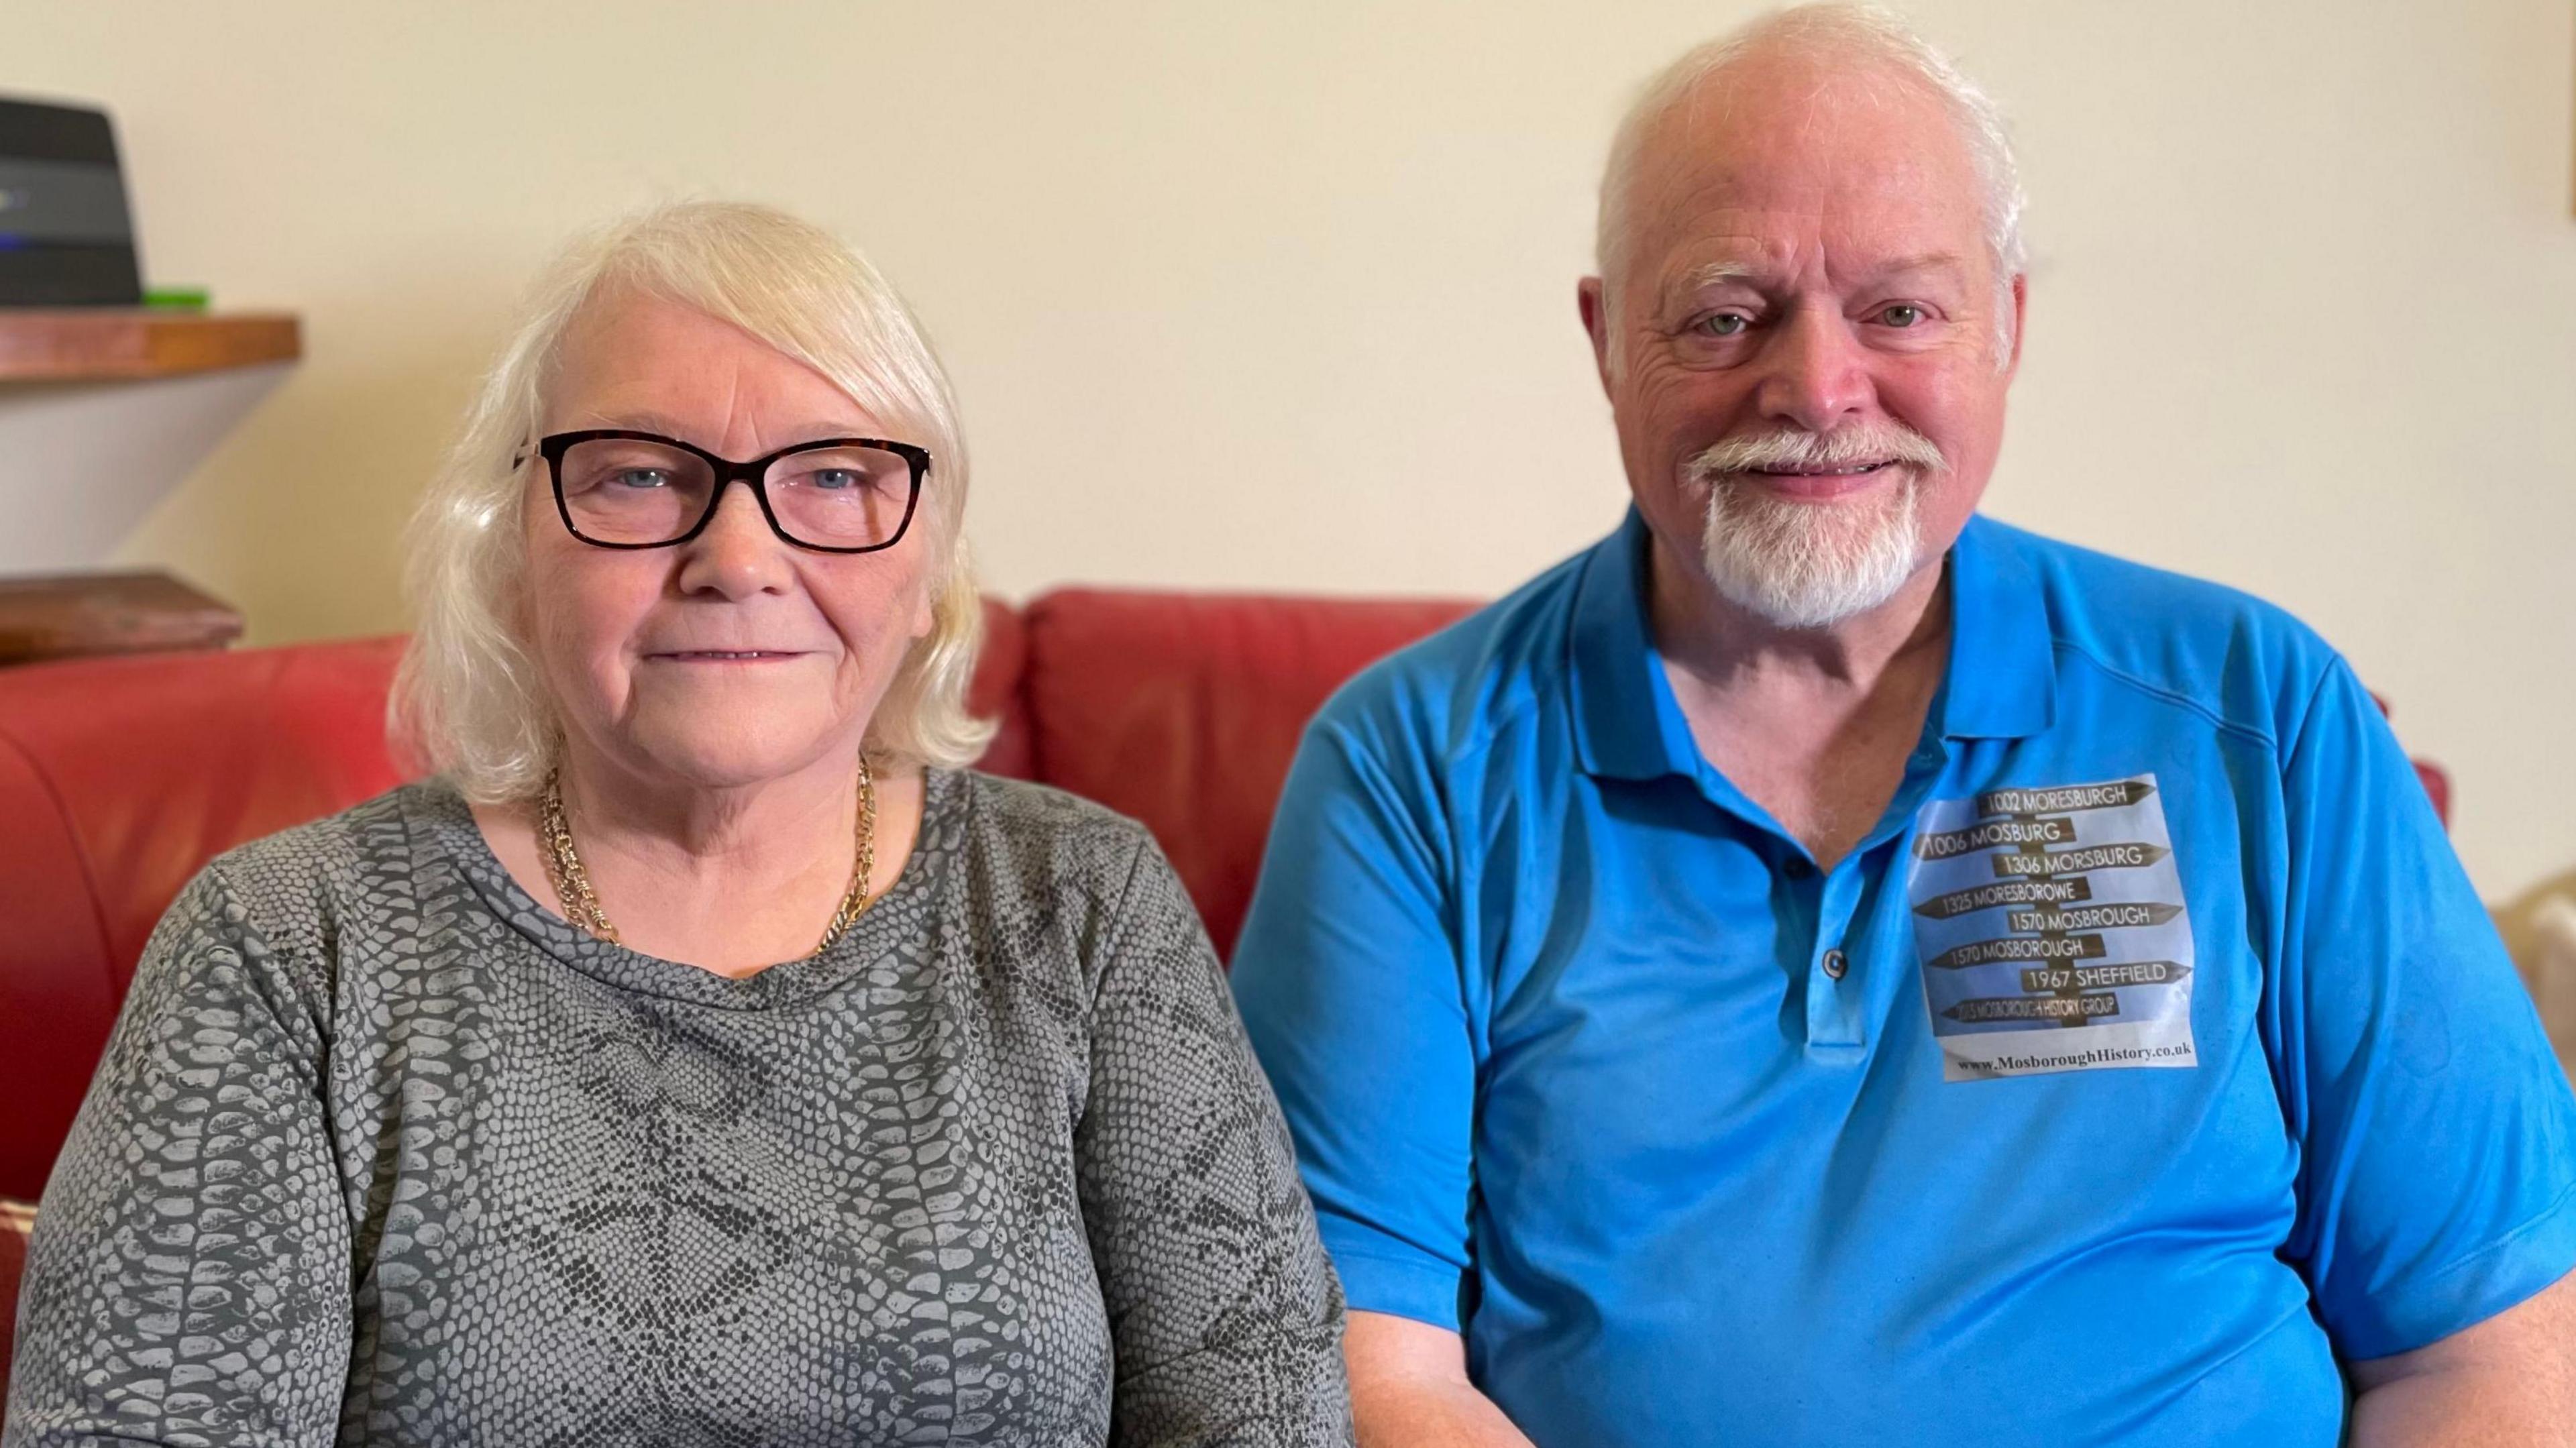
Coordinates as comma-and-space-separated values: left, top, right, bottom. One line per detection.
1686, 425, 1944, 630
1697, 474, 1924, 628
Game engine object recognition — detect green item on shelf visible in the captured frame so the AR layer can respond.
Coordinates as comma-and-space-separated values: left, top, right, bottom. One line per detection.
142, 287, 210, 311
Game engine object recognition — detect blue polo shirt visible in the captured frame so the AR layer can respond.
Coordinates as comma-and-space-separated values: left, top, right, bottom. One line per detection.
1230, 509, 2576, 1447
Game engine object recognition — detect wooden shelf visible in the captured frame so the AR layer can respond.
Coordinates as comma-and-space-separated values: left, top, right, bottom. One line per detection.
0, 311, 301, 382
0, 570, 243, 664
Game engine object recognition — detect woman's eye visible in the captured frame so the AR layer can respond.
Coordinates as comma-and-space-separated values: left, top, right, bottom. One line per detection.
1693, 313, 1751, 338
611, 468, 672, 490
1877, 304, 1926, 328
806, 469, 864, 492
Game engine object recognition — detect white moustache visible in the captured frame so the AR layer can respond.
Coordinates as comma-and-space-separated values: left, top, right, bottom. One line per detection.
1686, 426, 1947, 483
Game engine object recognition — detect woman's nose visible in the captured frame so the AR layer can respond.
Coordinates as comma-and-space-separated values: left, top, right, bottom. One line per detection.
674, 478, 795, 598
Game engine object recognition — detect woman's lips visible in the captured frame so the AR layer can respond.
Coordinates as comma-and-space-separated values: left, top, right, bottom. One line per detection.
645, 650, 812, 663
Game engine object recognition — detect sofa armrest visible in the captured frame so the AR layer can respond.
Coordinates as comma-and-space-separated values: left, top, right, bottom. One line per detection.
1, 1196, 33, 1421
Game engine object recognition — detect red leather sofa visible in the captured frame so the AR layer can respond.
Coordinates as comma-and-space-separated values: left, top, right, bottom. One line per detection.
0, 586, 2452, 1394
0, 588, 1477, 1393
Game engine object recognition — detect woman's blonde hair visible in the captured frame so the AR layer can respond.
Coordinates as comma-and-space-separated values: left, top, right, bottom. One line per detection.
390, 201, 991, 803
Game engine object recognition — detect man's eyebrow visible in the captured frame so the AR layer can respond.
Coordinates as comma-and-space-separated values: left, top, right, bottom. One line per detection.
1677, 262, 1758, 290
1666, 254, 1970, 296
1863, 252, 1969, 282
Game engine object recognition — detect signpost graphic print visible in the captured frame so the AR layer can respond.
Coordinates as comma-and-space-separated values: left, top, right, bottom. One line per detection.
1906, 773, 2198, 1081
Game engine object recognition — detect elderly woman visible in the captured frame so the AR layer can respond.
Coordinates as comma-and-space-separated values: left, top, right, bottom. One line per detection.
3, 203, 1349, 1447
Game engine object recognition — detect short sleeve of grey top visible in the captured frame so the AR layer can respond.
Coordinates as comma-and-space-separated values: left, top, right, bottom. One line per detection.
3, 770, 1352, 1448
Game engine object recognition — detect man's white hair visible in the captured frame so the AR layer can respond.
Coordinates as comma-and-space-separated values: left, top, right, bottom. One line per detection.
1595, 4, 2028, 352
390, 201, 993, 804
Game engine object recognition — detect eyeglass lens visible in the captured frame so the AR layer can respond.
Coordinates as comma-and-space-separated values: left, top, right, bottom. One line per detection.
557, 437, 914, 548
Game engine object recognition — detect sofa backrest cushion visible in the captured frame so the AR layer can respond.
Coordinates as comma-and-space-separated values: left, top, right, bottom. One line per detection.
0, 636, 413, 1197
1020, 589, 1479, 960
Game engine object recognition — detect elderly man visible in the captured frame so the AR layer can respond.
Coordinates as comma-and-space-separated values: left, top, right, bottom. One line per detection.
1228, 6, 2576, 1445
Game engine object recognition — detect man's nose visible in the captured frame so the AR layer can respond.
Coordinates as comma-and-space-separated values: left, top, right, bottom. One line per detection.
1753, 306, 1872, 433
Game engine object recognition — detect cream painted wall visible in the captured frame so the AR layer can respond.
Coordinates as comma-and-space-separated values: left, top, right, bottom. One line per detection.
8, 1, 2573, 897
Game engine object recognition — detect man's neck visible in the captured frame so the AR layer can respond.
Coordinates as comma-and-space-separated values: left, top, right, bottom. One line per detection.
1646, 533, 1951, 700
1646, 534, 1953, 869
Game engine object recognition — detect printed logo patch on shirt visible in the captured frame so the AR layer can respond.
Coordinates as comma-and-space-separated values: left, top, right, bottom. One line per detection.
1905, 773, 2197, 1081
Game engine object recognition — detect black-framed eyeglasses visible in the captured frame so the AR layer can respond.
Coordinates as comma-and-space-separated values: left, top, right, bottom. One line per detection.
529, 429, 929, 553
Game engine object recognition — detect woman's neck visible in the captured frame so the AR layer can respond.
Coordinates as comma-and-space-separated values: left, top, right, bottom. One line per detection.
473, 747, 928, 979
561, 746, 864, 880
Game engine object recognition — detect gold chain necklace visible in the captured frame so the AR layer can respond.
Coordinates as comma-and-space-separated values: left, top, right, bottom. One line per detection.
536, 756, 879, 958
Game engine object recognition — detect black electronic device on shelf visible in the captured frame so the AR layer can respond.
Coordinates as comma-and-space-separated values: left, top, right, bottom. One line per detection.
0, 97, 143, 307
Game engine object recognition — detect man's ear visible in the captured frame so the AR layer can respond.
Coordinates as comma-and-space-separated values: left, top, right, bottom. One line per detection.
2003, 272, 2029, 378
1578, 276, 1617, 397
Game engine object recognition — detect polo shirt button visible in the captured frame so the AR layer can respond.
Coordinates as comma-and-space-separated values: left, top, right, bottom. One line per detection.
1822, 948, 1849, 981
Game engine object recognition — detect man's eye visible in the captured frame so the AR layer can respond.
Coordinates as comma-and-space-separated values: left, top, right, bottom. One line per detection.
1876, 304, 1926, 328
1693, 313, 1751, 338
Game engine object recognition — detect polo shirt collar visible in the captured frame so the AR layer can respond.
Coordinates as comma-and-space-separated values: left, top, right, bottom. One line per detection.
1566, 509, 2056, 782
1935, 514, 2056, 740
1568, 508, 1703, 782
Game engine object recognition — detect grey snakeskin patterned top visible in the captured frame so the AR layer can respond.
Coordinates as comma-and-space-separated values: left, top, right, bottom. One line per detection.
4, 770, 1350, 1447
